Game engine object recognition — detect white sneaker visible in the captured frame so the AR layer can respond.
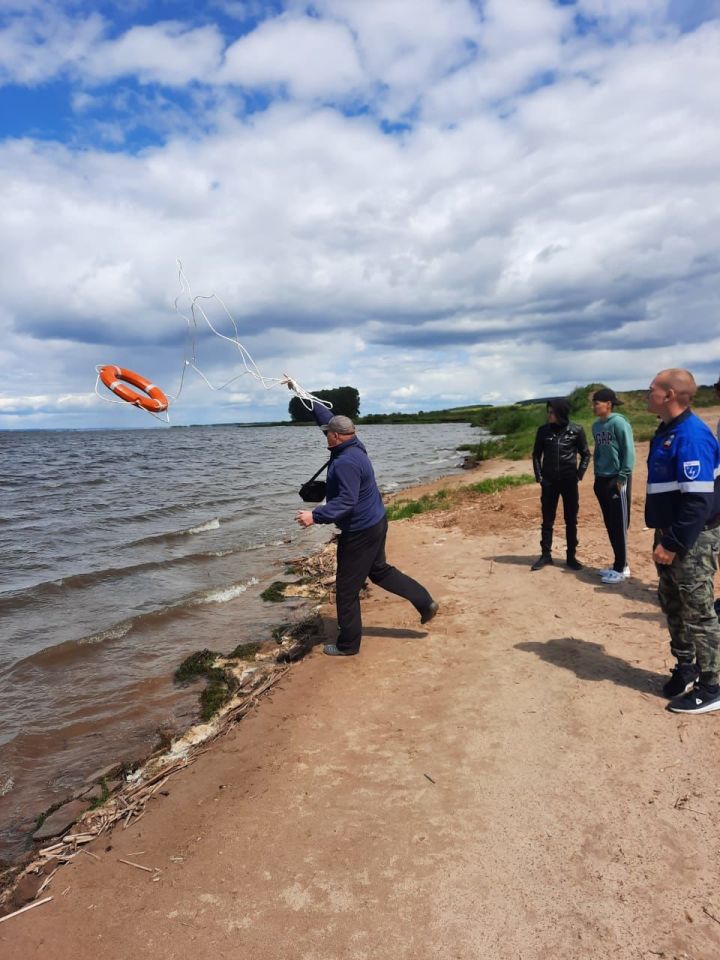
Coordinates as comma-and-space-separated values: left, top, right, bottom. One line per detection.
597, 566, 630, 578
601, 569, 629, 584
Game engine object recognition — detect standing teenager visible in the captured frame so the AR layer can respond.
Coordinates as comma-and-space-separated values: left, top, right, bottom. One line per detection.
591, 388, 635, 584
530, 398, 590, 571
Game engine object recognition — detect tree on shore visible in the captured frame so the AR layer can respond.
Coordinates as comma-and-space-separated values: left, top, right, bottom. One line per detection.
289, 386, 360, 422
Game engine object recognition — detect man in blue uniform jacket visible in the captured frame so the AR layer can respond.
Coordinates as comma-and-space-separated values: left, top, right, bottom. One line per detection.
646, 368, 720, 713
295, 405, 438, 656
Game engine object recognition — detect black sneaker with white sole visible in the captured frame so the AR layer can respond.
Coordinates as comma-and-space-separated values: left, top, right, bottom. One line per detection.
667, 682, 720, 714
662, 662, 699, 698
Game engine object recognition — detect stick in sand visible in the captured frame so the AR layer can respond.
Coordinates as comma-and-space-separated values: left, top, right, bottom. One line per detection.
0, 897, 53, 924
118, 858, 155, 873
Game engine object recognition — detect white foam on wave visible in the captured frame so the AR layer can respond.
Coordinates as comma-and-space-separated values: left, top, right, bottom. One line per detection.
81, 621, 133, 645
0, 775, 15, 797
188, 518, 220, 534
197, 577, 259, 606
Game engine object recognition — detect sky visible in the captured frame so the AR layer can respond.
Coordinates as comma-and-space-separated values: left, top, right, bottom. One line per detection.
1, 0, 719, 429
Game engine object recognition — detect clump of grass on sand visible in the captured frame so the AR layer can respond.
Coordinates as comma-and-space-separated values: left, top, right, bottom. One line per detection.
387, 474, 535, 521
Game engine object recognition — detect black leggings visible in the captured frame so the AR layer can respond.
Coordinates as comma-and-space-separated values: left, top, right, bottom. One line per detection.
335, 516, 432, 653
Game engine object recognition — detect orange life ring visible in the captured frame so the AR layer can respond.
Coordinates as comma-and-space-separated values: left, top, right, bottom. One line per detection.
99, 365, 169, 412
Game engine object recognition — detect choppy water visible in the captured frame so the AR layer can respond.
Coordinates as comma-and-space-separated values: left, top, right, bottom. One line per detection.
0, 421, 480, 861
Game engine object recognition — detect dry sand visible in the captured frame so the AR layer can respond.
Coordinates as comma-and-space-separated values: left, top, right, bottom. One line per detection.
3, 415, 720, 960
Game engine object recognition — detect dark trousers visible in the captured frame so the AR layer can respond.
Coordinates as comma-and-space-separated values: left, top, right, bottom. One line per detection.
540, 478, 579, 557
594, 475, 632, 572
335, 516, 432, 653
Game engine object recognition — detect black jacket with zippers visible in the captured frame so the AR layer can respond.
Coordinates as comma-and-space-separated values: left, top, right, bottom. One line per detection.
533, 421, 591, 484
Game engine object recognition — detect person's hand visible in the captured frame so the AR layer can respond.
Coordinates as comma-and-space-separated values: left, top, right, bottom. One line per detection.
296, 510, 315, 527
653, 543, 676, 565
577, 470, 585, 482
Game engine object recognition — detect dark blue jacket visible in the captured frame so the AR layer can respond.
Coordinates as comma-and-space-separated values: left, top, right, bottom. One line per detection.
645, 409, 720, 556
309, 403, 386, 532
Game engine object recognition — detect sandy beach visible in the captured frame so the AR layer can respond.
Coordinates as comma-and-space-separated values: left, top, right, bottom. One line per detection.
3, 416, 720, 960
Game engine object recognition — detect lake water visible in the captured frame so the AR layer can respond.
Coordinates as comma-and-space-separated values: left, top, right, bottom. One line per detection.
0, 421, 482, 861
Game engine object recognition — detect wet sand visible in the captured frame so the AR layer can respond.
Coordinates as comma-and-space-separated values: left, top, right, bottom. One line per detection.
3, 417, 720, 960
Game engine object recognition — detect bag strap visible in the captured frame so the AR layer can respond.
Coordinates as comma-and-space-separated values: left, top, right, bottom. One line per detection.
307, 460, 330, 483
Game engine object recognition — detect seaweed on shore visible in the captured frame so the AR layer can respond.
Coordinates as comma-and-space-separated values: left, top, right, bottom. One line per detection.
260, 581, 290, 602
229, 641, 262, 661
174, 649, 240, 721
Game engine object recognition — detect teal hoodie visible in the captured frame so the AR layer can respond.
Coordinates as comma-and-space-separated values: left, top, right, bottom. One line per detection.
592, 412, 635, 480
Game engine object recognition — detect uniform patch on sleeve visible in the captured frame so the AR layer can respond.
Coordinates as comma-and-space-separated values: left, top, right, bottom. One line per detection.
683, 460, 701, 480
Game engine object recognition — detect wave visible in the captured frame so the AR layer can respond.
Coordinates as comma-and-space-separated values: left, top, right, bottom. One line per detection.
4, 575, 261, 677
126, 517, 221, 548
197, 577, 258, 605
0, 544, 245, 615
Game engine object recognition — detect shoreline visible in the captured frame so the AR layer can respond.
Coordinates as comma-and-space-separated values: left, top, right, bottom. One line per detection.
0, 452, 515, 908
4, 440, 720, 957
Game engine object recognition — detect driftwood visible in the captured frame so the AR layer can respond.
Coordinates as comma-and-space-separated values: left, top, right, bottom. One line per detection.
0, 896, 53, 924
118, 859, 155, 874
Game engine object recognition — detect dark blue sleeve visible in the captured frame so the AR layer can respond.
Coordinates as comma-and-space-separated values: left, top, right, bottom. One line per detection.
312, 456, 361, 524
310, 401, 333, 430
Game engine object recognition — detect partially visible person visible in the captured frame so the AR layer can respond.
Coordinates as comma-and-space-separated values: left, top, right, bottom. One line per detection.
591, 388, 635, 584
294, 401, 438, 657
645, 368, 720, 714
713, 375, 720, 622
530, 398, 591, 572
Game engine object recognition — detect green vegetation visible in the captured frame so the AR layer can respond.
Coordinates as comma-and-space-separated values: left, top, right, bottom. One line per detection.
289, 386, 360, 422
174, 649, 216, 683
229, 641, 262, 660
174, 648, 239, 722
459, 383, 720, 461
260, 581, 290, 602
88, 778, 111, 811
359, 404, 490, 425
386, 488, 453, 521
387, 474, 535, 521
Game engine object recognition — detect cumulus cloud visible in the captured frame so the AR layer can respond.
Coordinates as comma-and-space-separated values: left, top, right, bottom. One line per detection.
220, 14, 365, 99
84, 22, 225, 87
1, 0, 720, 428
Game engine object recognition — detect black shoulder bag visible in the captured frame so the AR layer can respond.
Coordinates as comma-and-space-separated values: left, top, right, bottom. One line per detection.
299, 460, 330, 503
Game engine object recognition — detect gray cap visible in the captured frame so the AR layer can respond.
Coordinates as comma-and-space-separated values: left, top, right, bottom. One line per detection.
322, 415, 355, 435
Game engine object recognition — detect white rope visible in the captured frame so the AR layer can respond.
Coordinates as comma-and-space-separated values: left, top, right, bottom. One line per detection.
95, 262, 332, 419
171, 261, 331, 412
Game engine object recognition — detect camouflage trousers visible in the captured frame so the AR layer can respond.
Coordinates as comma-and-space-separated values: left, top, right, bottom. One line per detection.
654, 527, 720, 681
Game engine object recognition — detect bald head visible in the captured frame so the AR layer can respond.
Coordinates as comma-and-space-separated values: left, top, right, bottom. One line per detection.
647, 368, 698, 422
654, 368, 697, 406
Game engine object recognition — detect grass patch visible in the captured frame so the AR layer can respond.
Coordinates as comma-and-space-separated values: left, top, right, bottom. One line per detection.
466, 474, 536, 495
387, 474, 535, 521
386, 489, 452, 521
